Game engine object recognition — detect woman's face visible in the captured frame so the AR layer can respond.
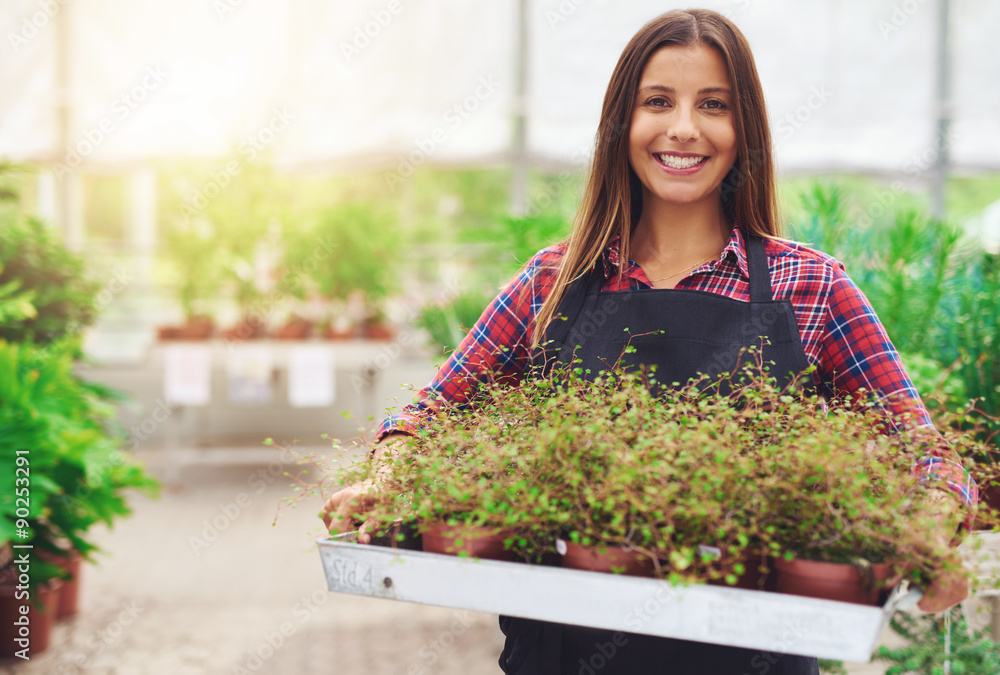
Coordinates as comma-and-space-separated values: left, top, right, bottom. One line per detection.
628, 43, 738, 212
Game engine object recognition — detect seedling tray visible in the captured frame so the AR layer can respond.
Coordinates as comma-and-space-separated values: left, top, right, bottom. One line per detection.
318, 533, 912, 662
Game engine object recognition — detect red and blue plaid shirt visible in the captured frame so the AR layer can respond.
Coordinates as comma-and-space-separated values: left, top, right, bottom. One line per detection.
378, 227, 977, 525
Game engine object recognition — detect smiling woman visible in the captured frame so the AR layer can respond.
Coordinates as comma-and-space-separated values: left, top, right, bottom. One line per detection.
627, 43, 739, 288
321, 8, 977, 675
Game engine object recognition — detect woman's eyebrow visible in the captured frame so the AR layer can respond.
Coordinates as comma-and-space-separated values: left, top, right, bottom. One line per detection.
637, 85, 731, 95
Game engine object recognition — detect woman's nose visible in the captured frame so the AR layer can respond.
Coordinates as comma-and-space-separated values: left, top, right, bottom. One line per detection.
666, 105, 699, 143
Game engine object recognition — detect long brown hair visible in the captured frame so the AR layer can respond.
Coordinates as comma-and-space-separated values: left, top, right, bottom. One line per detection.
532, 9, 779, 348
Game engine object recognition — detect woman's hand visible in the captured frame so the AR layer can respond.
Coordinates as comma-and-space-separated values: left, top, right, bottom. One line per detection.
916, 562, 969, 613
320, 478, 384, 544
910, 489, 970, 613
318, 433, 409, 544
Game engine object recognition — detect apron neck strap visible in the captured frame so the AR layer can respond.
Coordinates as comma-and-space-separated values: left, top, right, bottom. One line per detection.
745, 233, 773, 303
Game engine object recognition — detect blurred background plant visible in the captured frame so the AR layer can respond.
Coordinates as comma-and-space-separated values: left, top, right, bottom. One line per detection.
285, 202, 403, 337
0, 201, 98, 346
0, 164, 158, 593
788, 182, 1000, 450
876, 608, 1000, 674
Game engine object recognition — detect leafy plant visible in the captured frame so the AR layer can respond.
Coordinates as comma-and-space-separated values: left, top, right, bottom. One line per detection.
462, 213, 570, 280
286, 202, 402, 327
818, 659, 847, 675
161, 216, 225, 321
319, 358, 973, 587
877, 608, 1000, 674
0, 339, 159, 585
0, 205, 97, 344
789, 182, 1000, 447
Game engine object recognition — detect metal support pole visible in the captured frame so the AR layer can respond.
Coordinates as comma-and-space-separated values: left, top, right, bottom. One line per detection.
509, 0, 529, 217
992, 596, 1000, 643
931, 0, 952, 220
53, 0, 84, 249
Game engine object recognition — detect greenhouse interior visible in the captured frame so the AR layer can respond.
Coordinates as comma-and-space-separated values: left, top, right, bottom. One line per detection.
1, 0, 999, 673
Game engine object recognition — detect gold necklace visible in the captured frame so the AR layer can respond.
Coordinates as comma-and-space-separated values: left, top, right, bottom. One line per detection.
646, 254, 718, 284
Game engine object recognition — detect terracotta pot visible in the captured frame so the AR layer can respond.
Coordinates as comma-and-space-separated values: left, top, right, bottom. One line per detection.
40, 550, 83, 619
558, 539, 655, 577
361, 321, 395, 341
774, 557, 899, 605
324, 324, 358, 340
273, 318, 313, 340
972, 482, 1000, 531
179, 315, 215, 339
223, 317, 267, 341
157, 325, 183, 340
0, 578, 62, 657
420, 523, 516, 561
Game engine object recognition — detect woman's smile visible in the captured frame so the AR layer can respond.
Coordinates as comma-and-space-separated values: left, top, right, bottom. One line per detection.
652, 151, 710, 173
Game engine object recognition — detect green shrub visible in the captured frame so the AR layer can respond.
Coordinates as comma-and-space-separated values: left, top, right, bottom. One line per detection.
0, 339, 159, 584
877, 608, 1000, 674
0, 205, 97, 344
285, 202, 402, 325
789, 182, 1000, 446
333, 360, 970, 584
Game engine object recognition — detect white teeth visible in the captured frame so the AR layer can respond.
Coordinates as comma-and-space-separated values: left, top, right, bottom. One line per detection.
656, 154, 706, 169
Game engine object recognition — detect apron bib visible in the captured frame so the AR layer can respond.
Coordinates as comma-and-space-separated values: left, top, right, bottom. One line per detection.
499, 234, 818, 675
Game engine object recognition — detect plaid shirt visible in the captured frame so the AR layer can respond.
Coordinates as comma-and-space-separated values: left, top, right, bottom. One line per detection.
378, 227, 978, 525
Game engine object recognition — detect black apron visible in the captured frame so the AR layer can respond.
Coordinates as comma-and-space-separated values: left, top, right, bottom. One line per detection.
499, 233, 819, 675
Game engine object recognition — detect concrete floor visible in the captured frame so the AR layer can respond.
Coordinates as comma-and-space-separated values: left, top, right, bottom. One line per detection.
2, 447, 996, 675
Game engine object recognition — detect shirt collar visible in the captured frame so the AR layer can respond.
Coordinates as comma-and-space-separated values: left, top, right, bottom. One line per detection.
602, 226, 751, 280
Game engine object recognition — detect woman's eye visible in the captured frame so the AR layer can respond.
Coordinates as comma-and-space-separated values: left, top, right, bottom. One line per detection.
645, 96, 670, 108
703, 99, 728, 110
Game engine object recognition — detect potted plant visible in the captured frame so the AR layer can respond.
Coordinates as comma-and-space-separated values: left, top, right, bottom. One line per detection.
346, 392, 539, 562
0, 205, 97, 345
286, 203, 402, 340
304, 355, 973, 599
0, 207, 159, 653
743, 386, 968, 605
161, 217, 222, 340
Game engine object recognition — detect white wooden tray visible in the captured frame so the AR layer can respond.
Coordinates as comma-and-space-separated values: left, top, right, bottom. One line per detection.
318, 533, 913, 661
